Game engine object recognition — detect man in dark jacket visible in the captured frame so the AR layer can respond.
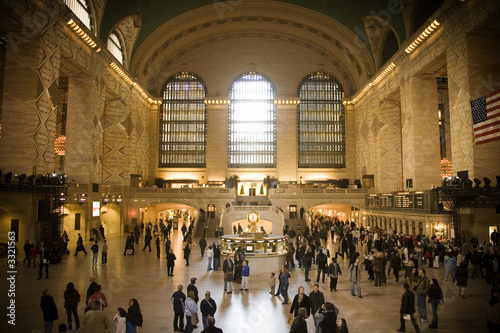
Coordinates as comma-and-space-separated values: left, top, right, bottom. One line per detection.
171, 284, 186, 332
317, 302, 337, 333
201, 316, 223, 333
328, 258, 342, 291
398, 283, 421, 333
40, 289, 58, 333
200, 291, 217, 329
316, 248, 328, 283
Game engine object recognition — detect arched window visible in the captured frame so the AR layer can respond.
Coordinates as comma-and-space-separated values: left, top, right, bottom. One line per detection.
159, 72, 207, 167
228, 72, 276, 168
298, 72, 345, 168
107, 31, 124, 65
63, 0, 92, 30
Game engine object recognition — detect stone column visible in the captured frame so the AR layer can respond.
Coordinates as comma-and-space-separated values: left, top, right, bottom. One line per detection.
206, 103, 228, 182
276, 103, 298, 181
400, 76, 441, 191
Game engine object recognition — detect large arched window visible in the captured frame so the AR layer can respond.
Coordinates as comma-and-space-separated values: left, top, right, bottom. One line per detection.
228, 73, 276, 168
107, 31, 124, 65
63, 0, 92, 30
159, 72, 207, 167
298, 72, 345, 168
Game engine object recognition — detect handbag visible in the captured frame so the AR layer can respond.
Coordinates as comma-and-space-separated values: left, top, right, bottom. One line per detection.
191, 313, 199, 326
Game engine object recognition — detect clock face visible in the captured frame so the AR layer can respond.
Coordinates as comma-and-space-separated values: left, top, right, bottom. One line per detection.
248, 213, 258, 222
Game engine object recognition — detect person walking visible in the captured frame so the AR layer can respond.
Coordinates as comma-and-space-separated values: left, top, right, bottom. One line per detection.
349, 258, 363, 298
290, 307, 308, 333
156, 236, 161, 258
397, 283, 421, 333
241, 260, 250, 291
91, 241, 99, 265
184, 242, 191, 266
316, 247, 328, 283
200, 291, 217, 329
38, 245, 50, 280
101, 239, 108, 265
223, 255, 234, 294
289, 286, 310, 320
167, 248, 177, 276
172, 284, 186, 332
328, 258, 342, 292
143, 232, 152, 251
303, 246, 313, 282
40, 289, 58, 333
280, 265, 291, 304
63, 282, 80, 331
414, 268, 430, 323
427, 278, 443, 329
74, 233, 88, 256
309, 283, 325, 333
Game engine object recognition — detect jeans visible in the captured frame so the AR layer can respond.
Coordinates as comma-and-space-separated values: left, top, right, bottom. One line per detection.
316, 268, 326, 283
416, 253, 423, 266
417, 294, 427, 320
44, 320, 53, 333
430, 301, 438, 327
381, 269, 387, 284
281, 285, 289, 303
173, 311, 184, 331
350, 280, 361, 296
472, 264, 481, 279
202, 315, 209, 329
213, 258, 219, 270
208, 257, 213, 270
445, 269, 455, 281
185, 315, 193, 333
66, 307, 80, 330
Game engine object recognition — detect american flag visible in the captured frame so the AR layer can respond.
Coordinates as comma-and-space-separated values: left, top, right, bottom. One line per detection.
471, 89, 500, 145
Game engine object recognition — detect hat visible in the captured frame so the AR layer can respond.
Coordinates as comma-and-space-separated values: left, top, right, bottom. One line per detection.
191, 277, 197, 284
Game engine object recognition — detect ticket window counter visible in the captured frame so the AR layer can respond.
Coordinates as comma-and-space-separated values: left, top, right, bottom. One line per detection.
220, 236, 287, 255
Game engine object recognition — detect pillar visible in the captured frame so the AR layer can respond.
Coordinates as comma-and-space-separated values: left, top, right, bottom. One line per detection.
400, 76, 441, 190
276, 103, 297, 181
206, 103, 228, 181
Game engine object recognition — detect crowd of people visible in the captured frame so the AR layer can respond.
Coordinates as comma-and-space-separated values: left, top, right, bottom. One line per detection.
29, 209, 500, 332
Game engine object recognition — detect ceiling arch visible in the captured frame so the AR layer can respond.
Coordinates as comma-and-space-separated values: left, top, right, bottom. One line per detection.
130, 1, 376, 97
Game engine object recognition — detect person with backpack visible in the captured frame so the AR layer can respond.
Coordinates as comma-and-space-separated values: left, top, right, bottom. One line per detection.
427, 278, 443, 329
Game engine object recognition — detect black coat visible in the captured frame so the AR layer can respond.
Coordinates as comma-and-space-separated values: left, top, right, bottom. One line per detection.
400, 290, 415, 314
167, 252, 176, 266
40, 295, 58, 321
290, 316, 307, 333
290, 294, 310, 317
319, 309, 337, 333
172, 291, 186, 314
127, 305, 143, 327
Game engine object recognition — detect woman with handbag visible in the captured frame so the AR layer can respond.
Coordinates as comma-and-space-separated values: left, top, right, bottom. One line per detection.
184, 291, 198, 333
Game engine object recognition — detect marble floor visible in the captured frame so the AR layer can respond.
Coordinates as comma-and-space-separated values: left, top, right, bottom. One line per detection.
0, 229, 491, 333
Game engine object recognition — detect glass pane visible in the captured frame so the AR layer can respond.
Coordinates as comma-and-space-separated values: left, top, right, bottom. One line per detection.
228, 73, 276, 168
297, 72, 345, 168
159, 72, 207, 167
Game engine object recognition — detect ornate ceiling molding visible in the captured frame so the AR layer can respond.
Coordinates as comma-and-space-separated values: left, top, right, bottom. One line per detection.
130, 1, 375, 95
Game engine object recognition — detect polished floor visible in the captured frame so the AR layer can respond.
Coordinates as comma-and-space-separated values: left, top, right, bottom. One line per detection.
0, 229, 491, 332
